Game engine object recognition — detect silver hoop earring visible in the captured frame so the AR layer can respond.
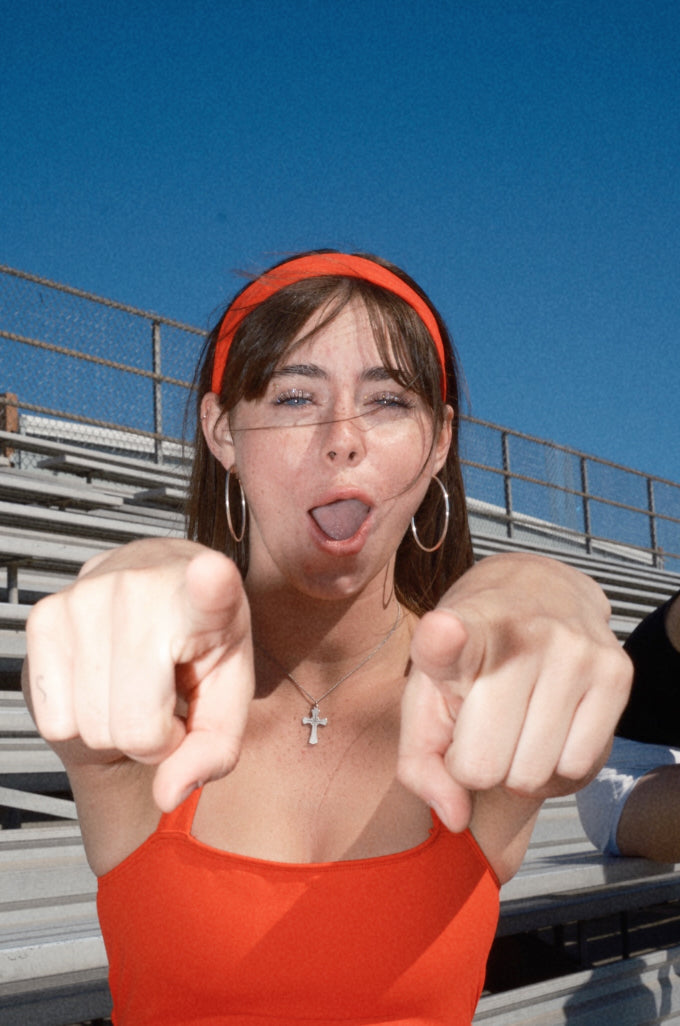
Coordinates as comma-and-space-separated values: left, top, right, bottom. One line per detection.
225, 468, 247, 543
410, 476, 450, 553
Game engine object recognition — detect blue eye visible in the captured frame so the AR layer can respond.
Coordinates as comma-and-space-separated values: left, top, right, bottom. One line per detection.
372, 391, 413, 408
274, 388, 312, 406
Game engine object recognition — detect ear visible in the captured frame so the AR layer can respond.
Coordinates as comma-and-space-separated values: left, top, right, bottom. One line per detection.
200, 392, 235, 469
432, 404, 454, 474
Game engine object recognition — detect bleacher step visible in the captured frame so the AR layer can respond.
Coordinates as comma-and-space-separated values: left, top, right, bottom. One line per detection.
0, 920, 106, 983
474, 943, 680, 1023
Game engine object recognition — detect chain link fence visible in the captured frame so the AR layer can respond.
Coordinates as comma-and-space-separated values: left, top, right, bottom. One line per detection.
461, 417, 680, 572
0, 264, 204, 463
2, 264, 679, 572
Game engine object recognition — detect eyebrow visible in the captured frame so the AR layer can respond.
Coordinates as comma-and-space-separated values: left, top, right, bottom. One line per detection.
271, 364, 400, 382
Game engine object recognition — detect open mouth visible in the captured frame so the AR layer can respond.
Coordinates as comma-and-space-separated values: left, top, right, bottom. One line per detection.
309, 499, 371, 541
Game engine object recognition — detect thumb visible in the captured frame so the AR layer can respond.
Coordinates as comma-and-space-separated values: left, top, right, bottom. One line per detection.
153, 727, 245, 812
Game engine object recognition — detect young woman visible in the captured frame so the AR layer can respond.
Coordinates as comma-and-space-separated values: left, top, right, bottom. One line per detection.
24, 251, 631, 1025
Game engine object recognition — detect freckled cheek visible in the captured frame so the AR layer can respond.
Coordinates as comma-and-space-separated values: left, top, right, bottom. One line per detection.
380, 426, 433, 480
237, 441, 310, 525
235, 430, 307, 479
241, 472, 294, 523
240, 485, 303, 557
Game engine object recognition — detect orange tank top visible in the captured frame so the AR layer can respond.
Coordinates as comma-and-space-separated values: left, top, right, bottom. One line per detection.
97, 788, 499, 1026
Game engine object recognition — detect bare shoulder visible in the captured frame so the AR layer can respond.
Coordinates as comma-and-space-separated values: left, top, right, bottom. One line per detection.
469, 787, 543, 884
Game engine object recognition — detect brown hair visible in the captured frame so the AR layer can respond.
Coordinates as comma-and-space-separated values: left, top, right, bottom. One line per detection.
186, 250, 472, 615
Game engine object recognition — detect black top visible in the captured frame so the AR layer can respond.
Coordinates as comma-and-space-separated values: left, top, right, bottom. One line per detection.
616, 590, 680, 745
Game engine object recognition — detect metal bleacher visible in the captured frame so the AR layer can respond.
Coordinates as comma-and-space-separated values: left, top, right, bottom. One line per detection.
1, 426, 680, 1024
0, 429, 188, 1022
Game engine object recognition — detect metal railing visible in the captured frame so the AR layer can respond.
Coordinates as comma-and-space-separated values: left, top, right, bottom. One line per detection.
0, 264, 204, 461
460, 417, 680, 572
2, 264, 679, 573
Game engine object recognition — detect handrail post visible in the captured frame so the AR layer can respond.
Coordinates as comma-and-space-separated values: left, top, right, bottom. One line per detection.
502, 431, 514, 538
580, 457, 592, 555
647, 477, 660, 568
152, 321, 163, 464
7, 564, 18, 604
0, 392, 19, 462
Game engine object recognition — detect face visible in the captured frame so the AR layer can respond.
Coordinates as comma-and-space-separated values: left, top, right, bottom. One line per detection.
202, 299, 452, 601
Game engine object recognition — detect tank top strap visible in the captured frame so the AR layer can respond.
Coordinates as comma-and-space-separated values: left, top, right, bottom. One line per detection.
157, 785, 202, 835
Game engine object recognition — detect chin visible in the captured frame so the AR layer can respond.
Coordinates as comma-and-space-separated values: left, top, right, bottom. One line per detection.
296, 575, 367, 603
290, 558, 392, 606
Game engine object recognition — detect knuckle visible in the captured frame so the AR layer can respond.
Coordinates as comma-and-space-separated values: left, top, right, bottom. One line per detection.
582, 642, 633, 704
65, 575, 113, 629
72, 694, 112, 750
446, 744, 502, 792
110, 714, 174, 761
27, 681, 76, 745
396, 754, 423, 794
557, 758, 592, 785
78, 551, 109, 578
26, 593, 62, 641
35, 708, 76, 744
109, 567, 152, 610
77, 720, 115, 752
210, 741, 241, 779
201, 729, 243, 777
453, 762, 500, 793
610, 645, 634, 691
505, 767, 549, 795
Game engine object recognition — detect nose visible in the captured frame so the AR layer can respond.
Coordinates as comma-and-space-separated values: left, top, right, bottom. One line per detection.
327, 449, 357, 462
323, 408, 366, 465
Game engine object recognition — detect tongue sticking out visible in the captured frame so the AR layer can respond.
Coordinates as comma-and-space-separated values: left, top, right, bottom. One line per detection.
310, 499, 370, 541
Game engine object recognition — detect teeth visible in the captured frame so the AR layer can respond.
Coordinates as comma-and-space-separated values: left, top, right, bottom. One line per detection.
310, 499, 370, 541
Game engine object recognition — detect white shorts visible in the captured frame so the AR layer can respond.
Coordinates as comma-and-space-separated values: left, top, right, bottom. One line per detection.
576, 735, 680, 855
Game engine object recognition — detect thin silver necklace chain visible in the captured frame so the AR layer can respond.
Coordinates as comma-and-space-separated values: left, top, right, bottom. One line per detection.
255, 603, 403, 745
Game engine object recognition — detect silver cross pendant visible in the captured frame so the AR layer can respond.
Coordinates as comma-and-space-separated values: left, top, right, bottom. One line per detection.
302, 705, 327, 745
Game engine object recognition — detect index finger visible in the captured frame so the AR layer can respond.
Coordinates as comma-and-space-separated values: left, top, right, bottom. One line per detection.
398, 667, 473, 833
410, 608, 484, 689
152, 647, 254, 811
152, 551, 255, 810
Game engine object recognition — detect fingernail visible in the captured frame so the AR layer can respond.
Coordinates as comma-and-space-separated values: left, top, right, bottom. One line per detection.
429, 801, 450, 828
176, 781, 201, 806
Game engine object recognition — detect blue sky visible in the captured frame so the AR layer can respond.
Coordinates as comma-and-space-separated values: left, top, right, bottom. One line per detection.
2, 0, 679, 483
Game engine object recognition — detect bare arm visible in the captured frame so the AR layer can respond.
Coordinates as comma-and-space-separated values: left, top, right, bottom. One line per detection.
616, 593, 680, 861
617, 764, 680, 861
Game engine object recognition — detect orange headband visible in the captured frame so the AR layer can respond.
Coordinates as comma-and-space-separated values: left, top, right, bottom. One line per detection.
210, 253, 447, 399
